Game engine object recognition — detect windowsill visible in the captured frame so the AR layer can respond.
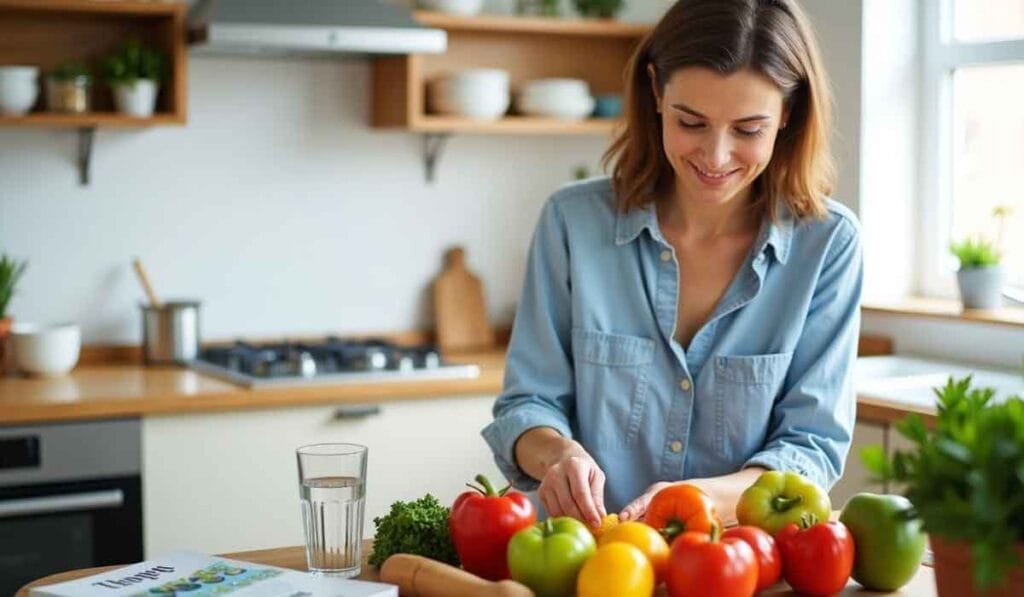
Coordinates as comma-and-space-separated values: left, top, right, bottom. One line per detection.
862, 296, 1024, 329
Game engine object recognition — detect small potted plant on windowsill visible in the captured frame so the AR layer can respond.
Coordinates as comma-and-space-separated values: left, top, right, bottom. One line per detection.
101, 38, 167, 118
950, 237, 1003, 309
0, 253, 28, 374
862, 377, 1024, 596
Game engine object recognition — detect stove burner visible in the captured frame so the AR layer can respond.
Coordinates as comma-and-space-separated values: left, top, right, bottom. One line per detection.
198, 338, 444, 379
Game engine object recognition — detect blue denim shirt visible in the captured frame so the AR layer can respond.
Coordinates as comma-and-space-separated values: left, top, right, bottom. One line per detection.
482, 177, 862, 513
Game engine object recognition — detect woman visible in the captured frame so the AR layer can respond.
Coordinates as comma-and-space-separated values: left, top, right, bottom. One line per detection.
483, 0, 862, 528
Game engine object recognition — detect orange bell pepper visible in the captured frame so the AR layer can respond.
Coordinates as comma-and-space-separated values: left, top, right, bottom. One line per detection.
642, 483, 721, 543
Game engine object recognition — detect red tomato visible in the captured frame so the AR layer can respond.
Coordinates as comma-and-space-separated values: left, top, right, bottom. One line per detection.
665, 529, 758, 597
449, 474, 536, 581
775, 520, 855, 595
722, 525, 782, 591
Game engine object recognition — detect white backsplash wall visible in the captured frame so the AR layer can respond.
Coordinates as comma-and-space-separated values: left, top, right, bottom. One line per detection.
0, 56, 608, 343
0, 0, 865, 347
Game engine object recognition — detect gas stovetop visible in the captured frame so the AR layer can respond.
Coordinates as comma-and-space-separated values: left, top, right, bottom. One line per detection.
191, 338, 480, 388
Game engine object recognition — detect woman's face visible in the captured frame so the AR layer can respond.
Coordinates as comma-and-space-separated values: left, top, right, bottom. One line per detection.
652, 66, 788, 208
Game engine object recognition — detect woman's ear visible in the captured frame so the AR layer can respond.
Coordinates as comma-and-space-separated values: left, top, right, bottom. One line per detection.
646, 63, 662, 113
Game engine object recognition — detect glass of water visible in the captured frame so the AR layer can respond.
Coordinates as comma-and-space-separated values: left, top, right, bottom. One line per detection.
296, 443, 368, 578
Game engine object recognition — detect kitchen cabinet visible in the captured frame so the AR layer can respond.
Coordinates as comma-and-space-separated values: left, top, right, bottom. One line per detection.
371, 11, 650, 180
0, 0, 188, 183
142, 394, 503, 556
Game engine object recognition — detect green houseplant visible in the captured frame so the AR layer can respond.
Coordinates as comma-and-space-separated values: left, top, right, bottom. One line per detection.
862, 376, 1024, 595
949, 206, 1012, 310
574, 0, 624, 18
101, 38, 167, 117
0, 253, 28, 372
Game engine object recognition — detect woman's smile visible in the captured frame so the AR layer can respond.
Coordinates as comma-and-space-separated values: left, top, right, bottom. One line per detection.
688, 161, 741, 187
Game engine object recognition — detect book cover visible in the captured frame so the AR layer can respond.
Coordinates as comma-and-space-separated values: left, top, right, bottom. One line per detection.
30, 551, 397, 597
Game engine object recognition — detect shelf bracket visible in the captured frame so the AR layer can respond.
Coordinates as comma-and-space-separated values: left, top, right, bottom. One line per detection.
422, 133, 451, 183
77, 127, 96, 186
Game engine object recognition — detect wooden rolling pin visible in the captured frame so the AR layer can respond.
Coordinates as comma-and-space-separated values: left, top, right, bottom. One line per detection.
380, 554, 533, 597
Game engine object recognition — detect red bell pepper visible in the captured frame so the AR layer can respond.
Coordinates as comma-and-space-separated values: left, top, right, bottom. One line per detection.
449, 473, 536, 581
775, 515, 855, 595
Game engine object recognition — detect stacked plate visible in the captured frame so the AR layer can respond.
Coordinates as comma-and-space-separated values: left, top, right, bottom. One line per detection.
426, 69, 510, 120
516, 78, 595, 120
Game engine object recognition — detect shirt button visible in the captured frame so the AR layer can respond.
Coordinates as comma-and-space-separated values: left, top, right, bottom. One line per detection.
660, 250, 672, 262
679, 378, 692, 391
670, 441, 683, 453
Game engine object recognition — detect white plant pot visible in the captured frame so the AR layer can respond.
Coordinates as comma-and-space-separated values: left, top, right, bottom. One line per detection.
956, 265, 1004, 309
112, 79, 159, 117
0, 65, 40, 116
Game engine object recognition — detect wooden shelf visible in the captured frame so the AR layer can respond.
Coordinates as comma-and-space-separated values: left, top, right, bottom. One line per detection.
412, 115, 621, 135
371, 11, 648, 180
412, 10, 652, 37
0, 112, 184, 128
0, 0, 189, 183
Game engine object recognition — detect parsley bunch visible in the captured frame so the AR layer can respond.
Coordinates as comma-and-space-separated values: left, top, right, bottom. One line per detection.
368, 494, 459, 567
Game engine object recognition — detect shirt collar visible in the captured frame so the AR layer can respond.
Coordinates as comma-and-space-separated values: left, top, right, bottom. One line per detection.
614, 200, 794, 265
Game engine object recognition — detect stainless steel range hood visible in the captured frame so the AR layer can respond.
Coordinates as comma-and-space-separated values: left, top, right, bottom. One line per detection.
188, 0, 447, 57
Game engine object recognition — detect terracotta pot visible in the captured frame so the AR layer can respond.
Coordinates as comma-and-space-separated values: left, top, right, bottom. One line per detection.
932, 535, 1024, 597
0, 316, 11, 375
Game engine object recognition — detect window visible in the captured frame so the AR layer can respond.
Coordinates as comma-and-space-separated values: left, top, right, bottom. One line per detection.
919, 0, 1024, 296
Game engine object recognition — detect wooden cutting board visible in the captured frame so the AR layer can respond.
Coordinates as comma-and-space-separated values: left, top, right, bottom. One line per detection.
433, 246, 495, 352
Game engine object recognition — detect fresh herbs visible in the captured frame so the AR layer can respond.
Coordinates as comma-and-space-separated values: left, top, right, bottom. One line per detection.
101, 38, 167, 86
949, 238, 1001, 269
50, 61, 92, 82
862, 376, 1024, 589
368, 494, 459, 568
0, 253, 27, 318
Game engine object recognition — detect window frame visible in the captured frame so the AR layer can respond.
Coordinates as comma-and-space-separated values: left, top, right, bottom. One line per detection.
918, 0, 1024, 297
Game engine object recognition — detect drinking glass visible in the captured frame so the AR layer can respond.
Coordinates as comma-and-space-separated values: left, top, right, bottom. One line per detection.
296, 443, 368, 578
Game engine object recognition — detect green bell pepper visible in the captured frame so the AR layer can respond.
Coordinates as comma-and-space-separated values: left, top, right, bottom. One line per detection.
506, 516, 597, 597
736, 470, 832, 535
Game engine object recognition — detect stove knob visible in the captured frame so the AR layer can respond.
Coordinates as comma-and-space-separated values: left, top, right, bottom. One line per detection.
423, 351, 441, 369
368, 350, 388, 371
398, 355, 415, 372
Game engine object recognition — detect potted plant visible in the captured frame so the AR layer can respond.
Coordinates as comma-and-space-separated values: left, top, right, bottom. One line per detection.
46, 61, 92, 113
0, 253, 28, 373
574, 0, 624, 18
950, 237, 1002, 309
862, 377, 1024, 596
101, 38, 166, 117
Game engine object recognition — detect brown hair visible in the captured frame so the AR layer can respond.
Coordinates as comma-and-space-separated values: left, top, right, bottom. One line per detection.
602, 0, 834, 220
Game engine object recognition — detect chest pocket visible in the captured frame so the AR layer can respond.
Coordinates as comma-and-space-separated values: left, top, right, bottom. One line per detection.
713, 352, 793, 459
572, 329, 655, 448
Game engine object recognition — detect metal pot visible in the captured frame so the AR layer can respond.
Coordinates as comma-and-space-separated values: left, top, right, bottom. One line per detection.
141, 301, 200, 364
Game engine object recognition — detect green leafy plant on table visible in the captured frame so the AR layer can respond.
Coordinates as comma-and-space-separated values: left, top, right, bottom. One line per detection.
0, 253, 28, 319
861, 376, 1024, 591
368, 494, 460, 568
574, 0, 624, 18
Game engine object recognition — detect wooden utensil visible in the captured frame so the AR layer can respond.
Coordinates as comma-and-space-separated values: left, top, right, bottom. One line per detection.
131, 257, 162, 309
433, 246, 495, 352
380, 554, 532, 597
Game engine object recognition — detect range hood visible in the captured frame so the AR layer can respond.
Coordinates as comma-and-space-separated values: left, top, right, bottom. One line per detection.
188, 0, 447, 57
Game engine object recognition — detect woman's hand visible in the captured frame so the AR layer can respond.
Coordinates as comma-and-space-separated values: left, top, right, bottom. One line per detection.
618, 481, 673, 522
538, 446, 607, 528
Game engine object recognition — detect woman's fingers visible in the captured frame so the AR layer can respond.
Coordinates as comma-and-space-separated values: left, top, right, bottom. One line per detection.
565, 459, 602, 527
590, 467, 608, 520
552, 474, 586, 521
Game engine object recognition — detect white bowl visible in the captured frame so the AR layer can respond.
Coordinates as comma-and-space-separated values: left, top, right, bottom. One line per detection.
517, 91, 595, 120
11, 322, 81, 377
419, 0, 485, 16
0, 65, 40, 116
427, 69, 510, 120
520, 78, 591, 99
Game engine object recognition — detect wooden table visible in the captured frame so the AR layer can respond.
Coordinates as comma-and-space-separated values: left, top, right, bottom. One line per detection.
18, 540, 936, 596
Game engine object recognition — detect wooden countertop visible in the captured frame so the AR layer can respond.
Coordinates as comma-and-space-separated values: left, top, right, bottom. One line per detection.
0, 350, 508, 425
0, 348, 934, 426
17, 540, 936, 596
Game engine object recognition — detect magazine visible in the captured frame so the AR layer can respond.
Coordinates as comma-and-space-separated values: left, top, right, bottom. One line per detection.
30, 551, 397, 597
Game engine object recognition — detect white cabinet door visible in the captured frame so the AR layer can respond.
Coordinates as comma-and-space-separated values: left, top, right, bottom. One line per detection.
830, 421, 887, 508
143, 395, 503, 556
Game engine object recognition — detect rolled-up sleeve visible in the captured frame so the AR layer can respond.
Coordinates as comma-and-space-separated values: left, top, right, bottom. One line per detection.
744, 218, 863, 490
481, 196, 576, 491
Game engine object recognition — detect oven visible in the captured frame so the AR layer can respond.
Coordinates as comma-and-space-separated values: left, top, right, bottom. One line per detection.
0, 419, 142, 595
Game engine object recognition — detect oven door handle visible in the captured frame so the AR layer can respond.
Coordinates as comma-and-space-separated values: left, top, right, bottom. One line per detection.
0, 489, 125, 518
